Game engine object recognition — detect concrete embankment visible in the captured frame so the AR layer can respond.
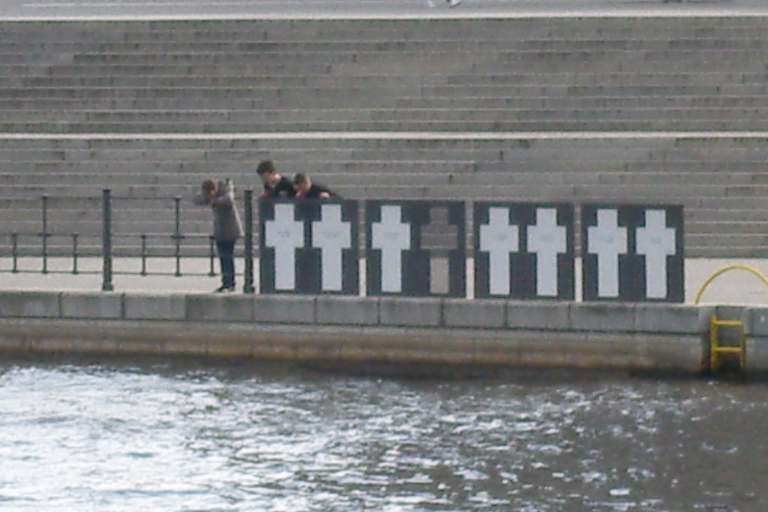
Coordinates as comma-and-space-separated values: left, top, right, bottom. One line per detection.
0, 290, 748, 376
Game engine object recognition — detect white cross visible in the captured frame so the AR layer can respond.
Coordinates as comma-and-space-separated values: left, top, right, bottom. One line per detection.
479, 207, 519, 296
636, 209, 677, 299
527, 207, 567, 297
371, 205, 411, 293
587, 209, 627, 298
312, 204, 351, 292
264, 203, 304, 290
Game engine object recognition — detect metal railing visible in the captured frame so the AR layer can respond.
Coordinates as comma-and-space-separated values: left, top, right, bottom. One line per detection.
1, 189, 256, 292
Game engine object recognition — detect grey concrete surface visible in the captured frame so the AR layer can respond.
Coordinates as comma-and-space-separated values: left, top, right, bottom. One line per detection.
0, 286, 734, 373
61, 292, 123, 319
316, 295, 379, 326
252, 295, 317, 324
569, 302, 636, 332
379, 296, 442, 326
634, 303, 708, 333
443, 298, 506, 329
506, 302, 571, 330
3, 257, 768, 306
123, 294, 186, 320
2, 0, 768, 20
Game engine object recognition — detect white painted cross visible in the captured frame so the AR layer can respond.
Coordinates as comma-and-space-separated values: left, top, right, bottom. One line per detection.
636, 209, 677, 299
264, 203, 304, 290
312, 204, 351, 291
587, 208, 627, 298
371, 205, 411, 293
479, 207, 519, 296
527, 207, 567, 297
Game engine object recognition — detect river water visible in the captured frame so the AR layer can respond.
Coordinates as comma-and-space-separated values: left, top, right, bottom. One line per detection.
1, 359, 766, 512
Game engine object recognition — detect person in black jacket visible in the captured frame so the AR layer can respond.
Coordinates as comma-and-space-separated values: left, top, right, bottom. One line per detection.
293, 173, 340, 199
257, 160, 295, 199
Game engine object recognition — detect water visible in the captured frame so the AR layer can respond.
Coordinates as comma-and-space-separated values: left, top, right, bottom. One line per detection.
1, 358, 767, 512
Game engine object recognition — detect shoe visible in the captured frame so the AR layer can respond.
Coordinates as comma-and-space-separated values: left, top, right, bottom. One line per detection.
214, 285, 235, 293
448, 0, 462, 6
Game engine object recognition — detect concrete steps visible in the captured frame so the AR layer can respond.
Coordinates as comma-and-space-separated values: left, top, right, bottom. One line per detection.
3, 119, 766, 134
3, 18, 768, 132
2, 15, 768, 256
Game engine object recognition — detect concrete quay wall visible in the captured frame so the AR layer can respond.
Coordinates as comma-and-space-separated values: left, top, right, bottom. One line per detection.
0, 291, 721, 375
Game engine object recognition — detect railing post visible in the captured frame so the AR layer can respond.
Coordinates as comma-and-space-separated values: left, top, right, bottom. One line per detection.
140, 234, 148, 276
102, 189, 114, 291
41, 194, 48, 274
11, 233, 18, 273
72, 233, 79, 274
173, 196, 182, 277
208, 236, 216, 277
243, 189, 255, 294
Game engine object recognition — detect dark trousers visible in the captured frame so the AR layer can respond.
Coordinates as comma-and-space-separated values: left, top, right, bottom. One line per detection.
216, 240, 236, 288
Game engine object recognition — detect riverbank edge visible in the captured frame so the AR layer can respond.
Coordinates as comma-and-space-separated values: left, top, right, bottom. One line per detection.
9, 291, 767, 376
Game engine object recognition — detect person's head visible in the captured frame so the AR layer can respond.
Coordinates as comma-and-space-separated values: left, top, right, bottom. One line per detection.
201, 179, 217, 198
256, 159, 278, 185
293, 173, 311, 196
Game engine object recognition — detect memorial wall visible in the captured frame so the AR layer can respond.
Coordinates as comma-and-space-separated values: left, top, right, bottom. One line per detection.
259, 200, 684, 303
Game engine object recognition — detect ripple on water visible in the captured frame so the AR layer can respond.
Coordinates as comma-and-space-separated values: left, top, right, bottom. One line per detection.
2, 363, 768, 511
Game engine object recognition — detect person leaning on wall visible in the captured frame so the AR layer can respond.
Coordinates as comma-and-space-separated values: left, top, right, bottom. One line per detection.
256, 159, 295, 199
292, 173, 341, 200
193, 178, 243, 292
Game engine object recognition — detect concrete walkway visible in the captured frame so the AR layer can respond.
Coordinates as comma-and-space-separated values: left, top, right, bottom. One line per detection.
2, 257, 768, 306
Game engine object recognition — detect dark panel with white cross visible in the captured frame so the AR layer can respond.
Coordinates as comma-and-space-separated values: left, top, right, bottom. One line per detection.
474, 202, 575, 300
366, 200, 465, 297
581, 204, 684, 302
259, 199, 359, 295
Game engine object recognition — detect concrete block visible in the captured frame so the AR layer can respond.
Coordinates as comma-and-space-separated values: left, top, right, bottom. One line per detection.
634, 304, 711, 334
443, 299, 505, 329
316, 296, 378, 326
746, 308, 768, 336
0, 292, 60, 318
507, 302, 570, 331
635, 334, 707, 375
714, 306, 745, 322
124, 294, 186, 321
61, 292, 123, 320
570, 303, 635, 332
514, 331, 588, 367
746, 337, 768, 375
379, 297, 441, 327
186, 295, 254, 323
252, 295, 316, 324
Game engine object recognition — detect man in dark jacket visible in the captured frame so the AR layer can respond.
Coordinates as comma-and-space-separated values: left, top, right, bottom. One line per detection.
194, 178, 243, 292
257, 160, 295, 199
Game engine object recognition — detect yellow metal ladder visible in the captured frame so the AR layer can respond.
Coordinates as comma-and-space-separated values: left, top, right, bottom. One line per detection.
709, 315, 745, 375
694, 264, 768, 376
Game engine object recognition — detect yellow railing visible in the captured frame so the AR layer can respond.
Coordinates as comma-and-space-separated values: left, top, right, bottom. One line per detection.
694, 264, 768, 305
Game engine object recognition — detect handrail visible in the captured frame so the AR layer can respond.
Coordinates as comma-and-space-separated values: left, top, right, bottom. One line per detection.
0, 189, 255, 290
694, 264, 768, 305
